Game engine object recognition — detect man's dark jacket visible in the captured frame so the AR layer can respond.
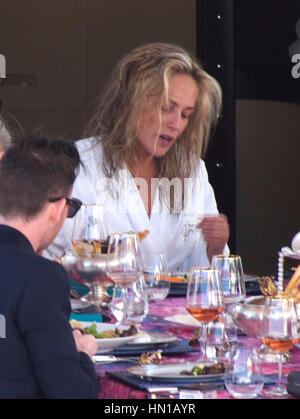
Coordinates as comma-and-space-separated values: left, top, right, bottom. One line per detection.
0, 225, 99, 399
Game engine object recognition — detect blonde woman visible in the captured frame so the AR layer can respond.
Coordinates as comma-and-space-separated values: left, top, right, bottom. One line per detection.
45, 43, 230, 271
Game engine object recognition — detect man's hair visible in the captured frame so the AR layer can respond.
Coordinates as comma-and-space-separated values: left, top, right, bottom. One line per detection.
0, 135, 81, 220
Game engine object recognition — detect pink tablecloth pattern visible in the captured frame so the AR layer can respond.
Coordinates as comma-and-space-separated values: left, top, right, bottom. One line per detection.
96, 297, 300, 399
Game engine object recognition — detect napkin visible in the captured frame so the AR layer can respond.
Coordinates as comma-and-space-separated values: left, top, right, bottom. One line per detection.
69, 313, 103, 323
70, 279, 89, 295
165, 314, 200, 328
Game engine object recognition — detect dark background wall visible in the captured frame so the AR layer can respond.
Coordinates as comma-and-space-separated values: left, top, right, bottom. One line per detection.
0, 0, 299, 276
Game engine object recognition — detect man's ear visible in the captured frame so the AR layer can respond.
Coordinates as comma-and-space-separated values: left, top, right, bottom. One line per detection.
48, 198, 67, 224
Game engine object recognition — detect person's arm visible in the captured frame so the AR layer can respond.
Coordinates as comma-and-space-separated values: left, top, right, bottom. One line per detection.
196, 161, 230, 261
193, 161, 230, 262
198, 214, 230, 262
17, 259, 99, 399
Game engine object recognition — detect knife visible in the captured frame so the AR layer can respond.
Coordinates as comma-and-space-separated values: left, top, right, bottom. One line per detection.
93, 355, 139, 363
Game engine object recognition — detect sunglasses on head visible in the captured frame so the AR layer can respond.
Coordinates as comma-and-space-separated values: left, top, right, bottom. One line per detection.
48, 196, 82, 218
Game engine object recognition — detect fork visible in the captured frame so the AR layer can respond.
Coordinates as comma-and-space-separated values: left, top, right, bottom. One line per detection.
93, 355, 140, 364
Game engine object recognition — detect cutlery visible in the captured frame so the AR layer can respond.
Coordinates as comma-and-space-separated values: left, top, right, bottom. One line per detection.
93, 355, 140, 364
147, 383, 224, 393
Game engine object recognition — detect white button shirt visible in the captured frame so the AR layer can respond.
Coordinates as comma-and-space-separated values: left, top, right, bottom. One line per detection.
44, 137, 228, 272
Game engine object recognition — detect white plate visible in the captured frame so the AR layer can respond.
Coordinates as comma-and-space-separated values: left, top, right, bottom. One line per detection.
120, 331, 178, 350
80, 322, 141, 353
127, 362, 225, 383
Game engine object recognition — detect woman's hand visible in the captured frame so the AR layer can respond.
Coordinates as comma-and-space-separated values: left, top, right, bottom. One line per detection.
72, 329, 98, 358
197, 214, 230, 262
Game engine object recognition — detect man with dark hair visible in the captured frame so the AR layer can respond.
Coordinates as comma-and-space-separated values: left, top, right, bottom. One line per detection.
0, 136, 99, 399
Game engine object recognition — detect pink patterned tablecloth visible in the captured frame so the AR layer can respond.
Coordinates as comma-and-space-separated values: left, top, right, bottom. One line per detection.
96, 297, 300, 399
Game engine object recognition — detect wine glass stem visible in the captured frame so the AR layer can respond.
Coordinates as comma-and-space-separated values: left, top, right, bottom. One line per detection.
277, 354, 283, 389
202, 324, 208, 360
122, 286, 128, 323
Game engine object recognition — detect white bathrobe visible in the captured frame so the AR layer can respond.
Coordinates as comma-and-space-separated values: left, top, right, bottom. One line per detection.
44, 137, 228, 272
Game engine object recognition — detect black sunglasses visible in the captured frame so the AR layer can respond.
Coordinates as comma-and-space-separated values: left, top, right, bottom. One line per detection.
48, 196, 82, 218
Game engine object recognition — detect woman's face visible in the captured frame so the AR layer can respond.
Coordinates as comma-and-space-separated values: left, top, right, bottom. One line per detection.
135, 73, 199, 160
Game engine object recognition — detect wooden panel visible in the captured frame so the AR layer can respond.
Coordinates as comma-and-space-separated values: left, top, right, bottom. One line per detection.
236, 99, 300, 275
86, 0, 196, 108
7, 109, 86, 141
0, 0, 86, 111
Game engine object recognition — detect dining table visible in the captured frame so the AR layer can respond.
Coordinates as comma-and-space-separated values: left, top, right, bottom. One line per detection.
89, 294, 300, 400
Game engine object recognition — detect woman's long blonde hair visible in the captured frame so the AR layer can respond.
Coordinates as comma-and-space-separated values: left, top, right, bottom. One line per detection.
85, 42, 222, 200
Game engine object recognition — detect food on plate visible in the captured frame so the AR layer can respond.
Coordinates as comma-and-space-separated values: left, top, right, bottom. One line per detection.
180, 362, 225, 376
69, 320, 137, 339
70, 319, 84, 330
137, 229, 150, 241
72, 231, 149, 256
169, 274, 189, 283
72, 239, 107, 255
139, 350, 162, 365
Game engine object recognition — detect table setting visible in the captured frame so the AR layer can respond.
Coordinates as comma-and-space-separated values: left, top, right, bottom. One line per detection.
62, 218, 300, 399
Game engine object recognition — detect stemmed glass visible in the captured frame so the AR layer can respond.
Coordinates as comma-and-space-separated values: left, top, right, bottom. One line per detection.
106, 232, 144, 323
186, 267, 224, 360
142, 252, 170, 302
110, 278, 149, 325
211, 255, 246, 340
261, 297, 300, 396
61, 204, 113, 316
211, 254, 246, 307
71, 203, 104, 253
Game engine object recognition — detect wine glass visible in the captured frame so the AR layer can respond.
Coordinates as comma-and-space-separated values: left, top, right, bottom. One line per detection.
61, 204, 113, 316
211, 254, 246, 307
142, 252, 170, 301
71, 203, 104, 250
106, 232, 143, 322
106, 232, 142, 286
261, 297, 300, 397
110, 277, 149, 325
186, 267, 224, 360
205, 315, 238, 361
